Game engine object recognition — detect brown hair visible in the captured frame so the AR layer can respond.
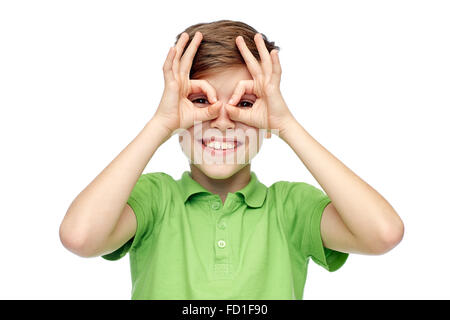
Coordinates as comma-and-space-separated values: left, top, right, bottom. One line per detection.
174, 20, 280, 79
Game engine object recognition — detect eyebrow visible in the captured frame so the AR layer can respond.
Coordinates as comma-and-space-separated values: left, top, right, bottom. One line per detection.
188, 93, 257, 99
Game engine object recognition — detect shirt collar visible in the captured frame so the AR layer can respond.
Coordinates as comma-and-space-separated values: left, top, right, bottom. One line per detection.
178, 171, 267, 208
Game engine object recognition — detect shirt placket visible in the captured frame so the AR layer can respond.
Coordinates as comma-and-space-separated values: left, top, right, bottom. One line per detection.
210, 197, 233, 279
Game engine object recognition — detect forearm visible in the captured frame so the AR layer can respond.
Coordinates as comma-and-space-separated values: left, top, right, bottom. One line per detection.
279, 117, 403, 245
60, 116, 171, 247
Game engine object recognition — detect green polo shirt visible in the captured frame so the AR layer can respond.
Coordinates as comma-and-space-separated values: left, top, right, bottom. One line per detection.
102, 171, 348, 299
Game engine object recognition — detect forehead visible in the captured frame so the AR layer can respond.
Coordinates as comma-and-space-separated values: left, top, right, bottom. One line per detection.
201, 65, 252, 90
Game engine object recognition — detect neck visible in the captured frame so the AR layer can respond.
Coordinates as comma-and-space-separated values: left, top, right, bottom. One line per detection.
190, 165, 251, 203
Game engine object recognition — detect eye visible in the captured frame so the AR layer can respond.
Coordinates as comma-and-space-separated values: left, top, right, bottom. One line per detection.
237, 100, 253, 108
192, 98, 211, 106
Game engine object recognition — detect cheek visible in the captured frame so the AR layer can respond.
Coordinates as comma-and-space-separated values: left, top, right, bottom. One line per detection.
178, 128, 195, 156
240, 125, 264, 153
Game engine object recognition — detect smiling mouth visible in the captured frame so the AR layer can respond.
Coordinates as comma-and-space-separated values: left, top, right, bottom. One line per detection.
197, 138, 243, 153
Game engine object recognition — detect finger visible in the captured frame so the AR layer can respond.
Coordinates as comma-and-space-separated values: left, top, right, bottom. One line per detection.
194, 100, 222, 121
162, 46, 177, 84
228, 80, 254, 105
236, 36, 263, 79
180, 31, 203, 76
270, 49, 282, 84
254, 33, 272, 77
172, 32, 190, 79
225, 104, 253, 125
190, 79, 217, 104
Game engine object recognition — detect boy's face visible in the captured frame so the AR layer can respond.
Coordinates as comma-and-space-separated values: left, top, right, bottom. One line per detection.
179, 65, 263, 179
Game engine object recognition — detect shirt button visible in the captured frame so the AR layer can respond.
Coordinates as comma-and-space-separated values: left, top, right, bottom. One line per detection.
218, 222, 226, 230
217, 240, 226, 248
211, 202, 221, 210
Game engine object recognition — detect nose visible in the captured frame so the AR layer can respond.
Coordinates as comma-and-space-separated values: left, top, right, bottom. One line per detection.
209, 102, 235, 131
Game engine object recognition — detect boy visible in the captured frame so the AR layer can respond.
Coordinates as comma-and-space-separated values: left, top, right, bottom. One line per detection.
59, 20, 404, 299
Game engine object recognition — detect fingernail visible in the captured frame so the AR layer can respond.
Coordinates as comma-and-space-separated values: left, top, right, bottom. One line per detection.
212, 97, 217, 102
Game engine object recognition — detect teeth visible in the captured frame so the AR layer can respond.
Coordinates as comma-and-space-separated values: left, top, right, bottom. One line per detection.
206, 141, 235, 150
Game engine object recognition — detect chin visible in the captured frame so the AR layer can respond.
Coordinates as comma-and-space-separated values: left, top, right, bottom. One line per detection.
192, 163, 248, 180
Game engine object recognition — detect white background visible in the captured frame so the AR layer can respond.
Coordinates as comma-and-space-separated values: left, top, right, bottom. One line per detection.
1, 0, 449, 299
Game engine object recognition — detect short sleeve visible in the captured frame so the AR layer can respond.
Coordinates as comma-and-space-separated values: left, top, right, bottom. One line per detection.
101, 172, 166, 261
279, 181, 348, 272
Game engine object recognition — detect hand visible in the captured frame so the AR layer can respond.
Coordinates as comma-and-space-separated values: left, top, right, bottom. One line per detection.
225, 33, 294, 138
153, 31, 222, 135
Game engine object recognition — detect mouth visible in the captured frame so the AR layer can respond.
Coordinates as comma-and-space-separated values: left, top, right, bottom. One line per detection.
197, 137, 243, 155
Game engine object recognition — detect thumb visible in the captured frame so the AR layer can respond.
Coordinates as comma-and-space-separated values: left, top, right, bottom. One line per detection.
225, 104, 253, 125
194, 100, 222, 122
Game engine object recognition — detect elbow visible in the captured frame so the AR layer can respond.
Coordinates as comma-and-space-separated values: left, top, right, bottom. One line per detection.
59, 220, 99, 258
370, 217, 405, 255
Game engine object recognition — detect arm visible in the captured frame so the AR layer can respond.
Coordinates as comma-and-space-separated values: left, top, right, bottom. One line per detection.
279, 119, 404, 255
59, 31, 221, 258
225, 33, 404, 255
59, 117, 171, 257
